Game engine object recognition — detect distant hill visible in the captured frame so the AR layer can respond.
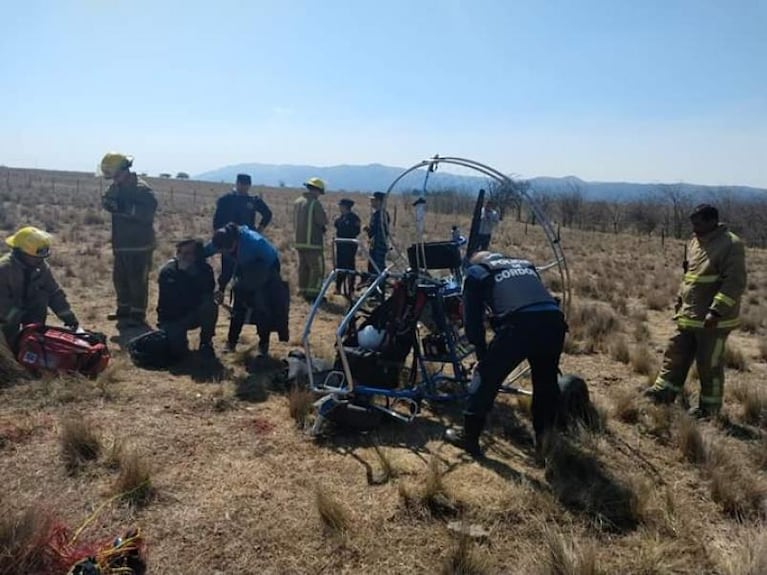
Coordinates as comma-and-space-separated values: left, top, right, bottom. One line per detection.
196, 163, 767, 202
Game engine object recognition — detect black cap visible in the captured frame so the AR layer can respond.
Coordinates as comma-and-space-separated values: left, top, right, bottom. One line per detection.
236, 173, 252, 186
369, 191, 386, 201
339, 198, 355, 207
690, 203, 718, 221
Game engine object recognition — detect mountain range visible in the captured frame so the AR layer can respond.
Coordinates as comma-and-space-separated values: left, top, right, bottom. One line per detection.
196, 162, 767, 202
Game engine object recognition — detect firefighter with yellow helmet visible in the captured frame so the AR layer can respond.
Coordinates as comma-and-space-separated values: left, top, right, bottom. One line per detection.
100, 153, 158, 326
293, 177, 328, 301
0, 227, 78, 347
645, 204, 747, 418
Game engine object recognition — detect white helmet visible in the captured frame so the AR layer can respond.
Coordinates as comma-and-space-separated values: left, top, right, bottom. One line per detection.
358, 325, 385, 351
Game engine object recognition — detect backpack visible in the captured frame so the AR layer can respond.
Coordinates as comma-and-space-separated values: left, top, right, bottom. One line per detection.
15, 324, 110, 377
127, 329, 172, 369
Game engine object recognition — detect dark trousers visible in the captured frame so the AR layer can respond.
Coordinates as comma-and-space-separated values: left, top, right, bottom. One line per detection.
113, 250, 153, 317
159, 299, 218, 357
368, 248, 387, 275
466, 311, 567, 439
228, 262, 281, 350
477, 234, 491, 251
335, 244, 357, 296
221, 253, 235, 290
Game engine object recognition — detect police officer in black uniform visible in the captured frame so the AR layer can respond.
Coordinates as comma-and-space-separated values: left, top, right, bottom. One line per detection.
213, 174, 273, 296
333, 198, 361, 296
446, 251, 567, 458
365, 192, 390, 276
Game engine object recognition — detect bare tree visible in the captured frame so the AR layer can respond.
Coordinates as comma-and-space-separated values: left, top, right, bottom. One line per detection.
658, 183, 693, 239
557, 181, 585, 228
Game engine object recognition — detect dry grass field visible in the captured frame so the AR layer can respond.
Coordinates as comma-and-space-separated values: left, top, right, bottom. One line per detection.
1, 167, 766, 574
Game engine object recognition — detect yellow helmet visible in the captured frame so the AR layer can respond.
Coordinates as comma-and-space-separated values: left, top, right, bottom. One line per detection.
99, 152, 134, 179
5, 226, 53, 258
304, 177, 326, 194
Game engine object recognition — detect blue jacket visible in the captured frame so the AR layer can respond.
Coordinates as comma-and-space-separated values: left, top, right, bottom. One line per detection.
215, 227, 279, 290
213, 190, 272, 231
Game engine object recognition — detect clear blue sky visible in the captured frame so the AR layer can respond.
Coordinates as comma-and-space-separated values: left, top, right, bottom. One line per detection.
1, 0, 765, 186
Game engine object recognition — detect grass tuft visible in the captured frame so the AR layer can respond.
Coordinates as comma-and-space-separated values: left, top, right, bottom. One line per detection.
441, 536, 491, 575
675, 415, 708, 465
60, 417, 101, 473
315, 487, 350, 534
723, 343, 748, 372
731, 383, 767, 427
113, 449, 154, 507
288, 387, 314, 427
612, 390, 640, 424
0, 506, 53, 575
608, 337, 631, 364
631, 344, 656, 376
540, 527, 603, 575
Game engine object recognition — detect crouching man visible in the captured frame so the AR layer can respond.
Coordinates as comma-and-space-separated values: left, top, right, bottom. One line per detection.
446, 252, 567, 459
0, 227, 78, 347
157, 239, 218, 359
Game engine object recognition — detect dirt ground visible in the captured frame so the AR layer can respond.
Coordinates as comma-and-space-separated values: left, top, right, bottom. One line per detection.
1, 167, 765, 574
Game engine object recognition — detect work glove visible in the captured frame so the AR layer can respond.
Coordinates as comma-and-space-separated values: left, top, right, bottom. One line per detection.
59, 310, 79, 330
102, 195, 120, 213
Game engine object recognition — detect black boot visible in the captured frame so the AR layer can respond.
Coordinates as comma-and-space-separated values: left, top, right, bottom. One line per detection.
445, 416, 485, 458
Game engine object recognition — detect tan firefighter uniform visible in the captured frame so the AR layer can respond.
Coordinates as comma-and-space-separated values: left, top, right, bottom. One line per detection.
293, 191, 327, 299
651, 224, 747, 411
0, 254, 76, 345
102, 173, 158, 319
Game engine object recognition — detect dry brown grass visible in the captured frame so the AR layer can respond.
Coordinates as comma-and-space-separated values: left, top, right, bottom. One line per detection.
759, 339, 767, 363
60, 416, 101, 473
630, 344, 657, 376
612, 389, 640, 424
0, 506, 52, 575
731, 383, 767, 427
706, 441, 767, 521
722, 533, 767, 575
608, 336, 631, 364
288, 386, 314, 427
1, 167, 766, 572
315, 486, 350, 534
675, 415, 708, 465
441, 536, 491, 575
113, 448, 154, 507
539, 527, 602, 575
724, 342, 749, 372
399, 457, 459, 519
544, 438, 640, 532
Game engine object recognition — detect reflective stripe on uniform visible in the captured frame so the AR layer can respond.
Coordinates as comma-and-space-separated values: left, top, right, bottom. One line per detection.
683, 273, 720, 284
654, 378, 682, 393
710, 337, 725, 369
700, 394, 722, 406
677, 317, 740, 329
713, 292, 736, 307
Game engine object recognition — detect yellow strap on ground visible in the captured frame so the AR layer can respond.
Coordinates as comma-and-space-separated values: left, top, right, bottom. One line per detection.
70, 480, 150, 545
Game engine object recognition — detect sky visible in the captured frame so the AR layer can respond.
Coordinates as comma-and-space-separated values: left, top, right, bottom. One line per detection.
1, 0, 765, 187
